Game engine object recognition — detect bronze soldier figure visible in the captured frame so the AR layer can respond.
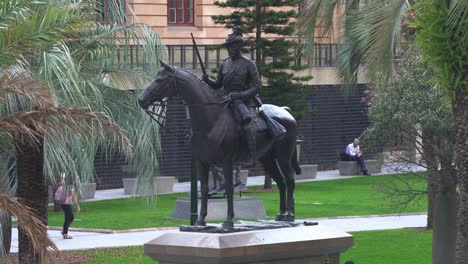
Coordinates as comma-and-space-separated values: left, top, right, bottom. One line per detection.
202, 28, 260, 163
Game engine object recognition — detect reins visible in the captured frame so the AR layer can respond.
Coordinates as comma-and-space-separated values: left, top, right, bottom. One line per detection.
143, 67, 231, 137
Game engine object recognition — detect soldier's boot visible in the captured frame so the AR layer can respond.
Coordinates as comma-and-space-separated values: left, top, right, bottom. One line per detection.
235, 101, 252, 126
244, 123, 256, 165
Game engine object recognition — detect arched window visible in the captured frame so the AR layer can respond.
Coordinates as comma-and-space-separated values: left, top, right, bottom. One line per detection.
168, 0, 194, 25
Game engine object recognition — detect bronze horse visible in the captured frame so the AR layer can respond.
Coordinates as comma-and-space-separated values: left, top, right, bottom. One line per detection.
138, 61, 299, 228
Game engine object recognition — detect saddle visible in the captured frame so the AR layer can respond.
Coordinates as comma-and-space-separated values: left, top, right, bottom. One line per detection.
229, 103, 286, 140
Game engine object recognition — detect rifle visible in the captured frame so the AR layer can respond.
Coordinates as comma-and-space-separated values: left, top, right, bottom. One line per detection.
190, 33, 207, 76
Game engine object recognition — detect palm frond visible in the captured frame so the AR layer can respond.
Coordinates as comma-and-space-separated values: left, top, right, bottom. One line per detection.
448, 0, 468, 47
0, 69, 53, 111
0, 194, 57, 263
298, 0, 347, 59
0, 0, 40, 29
0, 3, 85, 66
298, 0, 410, 88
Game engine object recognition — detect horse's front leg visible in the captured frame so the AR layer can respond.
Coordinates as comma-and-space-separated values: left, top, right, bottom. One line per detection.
222, 160, 234, 228
195, 161, 209, 226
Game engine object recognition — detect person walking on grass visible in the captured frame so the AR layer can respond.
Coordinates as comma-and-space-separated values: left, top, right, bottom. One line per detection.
55, 175, 80, 239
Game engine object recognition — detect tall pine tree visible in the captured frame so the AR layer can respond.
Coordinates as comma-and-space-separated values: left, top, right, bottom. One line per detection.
212, 0, 311, 119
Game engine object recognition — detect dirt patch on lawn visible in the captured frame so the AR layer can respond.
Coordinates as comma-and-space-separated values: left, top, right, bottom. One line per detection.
242, 188, 278, 193
1, 252, 92, 264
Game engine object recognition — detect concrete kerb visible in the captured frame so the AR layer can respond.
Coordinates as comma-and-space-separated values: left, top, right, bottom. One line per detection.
45, 212, 427, 235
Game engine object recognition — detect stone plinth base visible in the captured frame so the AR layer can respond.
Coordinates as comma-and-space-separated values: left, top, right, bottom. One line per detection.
294, 164, 318, 180
338, 160, 382, 176
123, 177, 176, 195
172, 197, 266, 220
144, 224, 352, 264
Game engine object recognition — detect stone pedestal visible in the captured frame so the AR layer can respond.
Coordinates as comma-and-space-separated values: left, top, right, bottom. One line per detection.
338, 160, 382, 176
172, 197, 266, 220
123, 177, 176, 195
294, 164, 318, 180
145, 224, 353, 264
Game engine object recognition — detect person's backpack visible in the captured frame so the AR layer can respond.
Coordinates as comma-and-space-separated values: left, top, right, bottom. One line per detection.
54, 186, 66, 203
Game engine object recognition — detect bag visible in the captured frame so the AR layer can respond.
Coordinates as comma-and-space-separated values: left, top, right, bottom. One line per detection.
54, 186, 68, 204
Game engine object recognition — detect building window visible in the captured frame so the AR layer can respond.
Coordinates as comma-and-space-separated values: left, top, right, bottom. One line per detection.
168, 0, 194, 25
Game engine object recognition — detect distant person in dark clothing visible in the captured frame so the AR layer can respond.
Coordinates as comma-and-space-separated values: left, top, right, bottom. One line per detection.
346, 138, 370, 175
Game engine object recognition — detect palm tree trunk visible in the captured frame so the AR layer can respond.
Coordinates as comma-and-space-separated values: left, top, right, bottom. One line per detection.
15, 133, 47, 264
454, 89, 468, 263
422, 131, 437, 229
0, 212, 12, 255
432, 169, 457, 264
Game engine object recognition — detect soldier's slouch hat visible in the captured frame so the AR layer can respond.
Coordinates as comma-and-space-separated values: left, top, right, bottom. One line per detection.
225, 27, 244, 46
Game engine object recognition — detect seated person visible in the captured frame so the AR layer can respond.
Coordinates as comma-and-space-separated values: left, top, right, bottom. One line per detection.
346, 138, 370, 175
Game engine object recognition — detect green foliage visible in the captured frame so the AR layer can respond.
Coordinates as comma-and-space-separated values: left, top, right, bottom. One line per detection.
212, 0, 311, 118
0, 1, 85, 65
0, 0, 164, 195
362, 46, 454, 159
412, 0, 468, 97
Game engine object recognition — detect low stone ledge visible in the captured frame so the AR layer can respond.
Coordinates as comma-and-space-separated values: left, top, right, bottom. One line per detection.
294, 164, 318, 180
337, 159, 382, 176
123, 176, 176, 195
79, 183, 96, 200
172, 197, 266, 220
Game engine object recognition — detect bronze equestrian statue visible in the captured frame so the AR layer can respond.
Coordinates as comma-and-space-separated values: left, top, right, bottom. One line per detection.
138, 31, 300, 229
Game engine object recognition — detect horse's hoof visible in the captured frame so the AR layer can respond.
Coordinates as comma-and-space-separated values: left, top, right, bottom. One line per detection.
194, 220, 206, 226
222, 221, 234, 229
283, 212, 295, 222
275, 213, 285, 221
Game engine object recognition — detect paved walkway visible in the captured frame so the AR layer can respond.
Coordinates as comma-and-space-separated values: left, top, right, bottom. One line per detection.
10, 163, 426, 252
10, 213, 427, 252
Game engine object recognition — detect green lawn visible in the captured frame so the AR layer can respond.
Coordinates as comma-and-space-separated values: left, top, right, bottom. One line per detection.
79, 247, 155, 264
76, 228, 431, 264
48, 174, 427, 230
342, 229, 432, 264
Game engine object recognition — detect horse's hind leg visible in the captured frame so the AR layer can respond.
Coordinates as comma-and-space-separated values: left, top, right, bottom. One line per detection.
277, 158, 295, 222
259, 153, 287, 221
195, 161, 209, 226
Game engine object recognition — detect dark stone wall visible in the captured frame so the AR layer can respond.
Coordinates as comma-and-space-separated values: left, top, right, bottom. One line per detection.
294, 85, 372, 169
94, 150, 126, 190
94, 85, 372, 188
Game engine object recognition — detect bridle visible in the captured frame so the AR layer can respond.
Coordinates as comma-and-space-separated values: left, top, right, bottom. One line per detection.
143, 68, 179, 130
143, 67, 232, 134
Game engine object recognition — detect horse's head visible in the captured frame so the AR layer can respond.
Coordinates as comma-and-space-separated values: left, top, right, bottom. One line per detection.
138, 60, 178, 110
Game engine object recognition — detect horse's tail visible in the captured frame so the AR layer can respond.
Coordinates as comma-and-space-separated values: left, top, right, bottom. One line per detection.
281, 106, 301, 174
292, 148, 301, 175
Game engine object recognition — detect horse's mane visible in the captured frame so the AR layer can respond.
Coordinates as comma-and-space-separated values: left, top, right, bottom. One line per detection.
176, 67, 223, 102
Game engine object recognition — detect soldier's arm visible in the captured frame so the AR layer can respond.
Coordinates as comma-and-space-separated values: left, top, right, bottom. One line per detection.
235, 60, 260, 99
203, 64, 223, 90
